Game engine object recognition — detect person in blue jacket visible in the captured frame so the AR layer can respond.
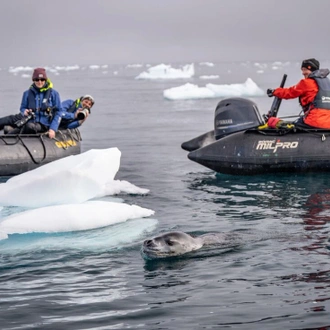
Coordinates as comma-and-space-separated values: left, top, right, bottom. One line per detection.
60, 95, 94, 129
19, 68, 63, 138
0, 68, 63, 137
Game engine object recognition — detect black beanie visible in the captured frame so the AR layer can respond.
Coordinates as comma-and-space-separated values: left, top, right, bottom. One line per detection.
301, 58, 320, 72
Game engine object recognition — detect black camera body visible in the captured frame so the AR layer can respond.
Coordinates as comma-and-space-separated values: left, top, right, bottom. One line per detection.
15, 112, 35, 128
77, 108, 90, 120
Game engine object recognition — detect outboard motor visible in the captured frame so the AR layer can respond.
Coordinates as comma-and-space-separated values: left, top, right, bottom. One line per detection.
214, 97, 264, 140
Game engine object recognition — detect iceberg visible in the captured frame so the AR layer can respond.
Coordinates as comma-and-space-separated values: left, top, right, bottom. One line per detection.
135, 63, 194, 80
0, 201, 155, 240
163, 78, 264, 100
0, 148, 148, 208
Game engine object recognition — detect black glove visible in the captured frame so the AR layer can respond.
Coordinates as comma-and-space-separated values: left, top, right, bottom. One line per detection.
267, 88, 274, 97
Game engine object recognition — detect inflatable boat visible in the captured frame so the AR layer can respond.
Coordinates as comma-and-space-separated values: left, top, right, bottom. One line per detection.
181, 75, 330, 175
0, 128, 81, 177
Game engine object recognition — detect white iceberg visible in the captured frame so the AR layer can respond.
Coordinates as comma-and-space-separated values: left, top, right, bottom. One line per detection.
135, 63, 194, 80
163, 78, 264, 100
0, 148, 148, 208
0, 201, 155, 240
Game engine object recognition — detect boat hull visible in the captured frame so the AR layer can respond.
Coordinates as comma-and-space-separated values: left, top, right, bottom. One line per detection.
0, 129, 81, 176
188, 130, 330, 175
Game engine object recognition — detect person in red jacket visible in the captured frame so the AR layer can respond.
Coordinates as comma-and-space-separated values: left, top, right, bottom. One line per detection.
267, 58, 330, 129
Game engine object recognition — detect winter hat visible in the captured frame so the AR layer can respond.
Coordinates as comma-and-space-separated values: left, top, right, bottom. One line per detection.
81, 94, 95, 106
32, 68, 47, 80
301, 58, 320, 72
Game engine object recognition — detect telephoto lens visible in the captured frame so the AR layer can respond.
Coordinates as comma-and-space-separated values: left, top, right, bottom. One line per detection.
77, 108, 90, 120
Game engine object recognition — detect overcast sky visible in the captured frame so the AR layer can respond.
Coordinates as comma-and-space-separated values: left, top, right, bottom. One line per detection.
1, 0, 330, 66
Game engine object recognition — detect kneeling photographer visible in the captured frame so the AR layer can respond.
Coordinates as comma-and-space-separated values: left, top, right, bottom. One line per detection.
60, 95, 95, 129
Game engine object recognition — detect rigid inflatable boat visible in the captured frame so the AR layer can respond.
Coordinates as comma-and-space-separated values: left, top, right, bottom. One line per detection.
181, 75, 330, 175
0, 128, 81, 177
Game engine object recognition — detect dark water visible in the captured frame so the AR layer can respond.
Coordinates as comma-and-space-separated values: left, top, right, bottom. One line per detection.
1, 62, 330, 329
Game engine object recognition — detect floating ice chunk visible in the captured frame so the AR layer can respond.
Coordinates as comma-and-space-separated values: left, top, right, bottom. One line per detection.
53, 65, 80, 71
126, 64, 143, 68
163, 83, 215, 100
0, 201, 155, 240
206, 78, 264, 97
0, 217, 159, 252
136, 63, 194, 80
0, 148, 124, 208
199, 75, 219, 80
9, 66, 33, 73
199, 62, 215, 67
103, 180, 149, 196
163, 78, 264, 100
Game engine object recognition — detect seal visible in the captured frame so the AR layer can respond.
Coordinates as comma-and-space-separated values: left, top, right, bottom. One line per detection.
141, 231, 226, 260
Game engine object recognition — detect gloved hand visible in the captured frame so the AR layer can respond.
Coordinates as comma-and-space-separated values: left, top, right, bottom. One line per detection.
267, 88, 274, 97
267, 117, 282, 128
267, 117, 295, 130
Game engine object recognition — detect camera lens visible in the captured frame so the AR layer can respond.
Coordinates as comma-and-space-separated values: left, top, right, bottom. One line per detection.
77, 108, 89, 120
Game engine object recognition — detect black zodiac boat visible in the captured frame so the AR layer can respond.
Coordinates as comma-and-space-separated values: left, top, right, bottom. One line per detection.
0, 128, 81, 177
181, 74, 330, 175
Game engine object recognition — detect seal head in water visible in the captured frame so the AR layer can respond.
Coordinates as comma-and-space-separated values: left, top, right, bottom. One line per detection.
141, 231, 223, 260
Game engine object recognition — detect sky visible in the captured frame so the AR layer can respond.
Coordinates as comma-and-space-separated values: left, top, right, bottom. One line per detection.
1, 0, 330, 66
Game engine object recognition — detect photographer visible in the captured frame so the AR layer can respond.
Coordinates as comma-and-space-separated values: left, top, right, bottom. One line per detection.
60, 95, 94, 129
0, 68, 63, 138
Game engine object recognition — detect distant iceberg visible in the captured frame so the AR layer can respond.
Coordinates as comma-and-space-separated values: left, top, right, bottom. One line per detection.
199, 62, 215, 67
126, 63, 143, 68
9, 66, 33, 74
199, 75, 219, 80
135, 63, 194, 80
163, 78, 264, 100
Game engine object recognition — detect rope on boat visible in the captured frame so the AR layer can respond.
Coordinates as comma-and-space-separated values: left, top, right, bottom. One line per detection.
0, 128, 80, 165
21, 134, 47, 164
0, 133, 47, 164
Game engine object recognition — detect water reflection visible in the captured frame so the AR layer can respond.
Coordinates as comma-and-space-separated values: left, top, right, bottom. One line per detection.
186, 171, 330, 228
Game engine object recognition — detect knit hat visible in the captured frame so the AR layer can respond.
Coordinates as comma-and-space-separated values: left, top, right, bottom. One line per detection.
301, 58, 320, 72
81, 94, 95, 106
32, 68, 47, 80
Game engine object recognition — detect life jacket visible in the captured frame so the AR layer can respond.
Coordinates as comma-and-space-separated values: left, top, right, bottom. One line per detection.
67, 98, 81, 113
27, 84, 52, 111
301, 69, 330, 111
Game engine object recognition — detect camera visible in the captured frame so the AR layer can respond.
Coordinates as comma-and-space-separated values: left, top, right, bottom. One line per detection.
15, 112, 35, 128
77, 108, 90, 120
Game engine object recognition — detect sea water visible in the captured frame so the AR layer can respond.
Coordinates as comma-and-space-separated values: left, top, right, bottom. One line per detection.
0, 61, 330, 329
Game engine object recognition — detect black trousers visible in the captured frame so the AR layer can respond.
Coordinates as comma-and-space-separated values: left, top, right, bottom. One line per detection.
0, 113, 48, 134
0, 113, 23, 130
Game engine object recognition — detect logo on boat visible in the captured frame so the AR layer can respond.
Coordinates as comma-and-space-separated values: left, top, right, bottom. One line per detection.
321, 96, 330, 103
217, 119, 233, 125
55, 140, 77, 148
256, 140, 298, 153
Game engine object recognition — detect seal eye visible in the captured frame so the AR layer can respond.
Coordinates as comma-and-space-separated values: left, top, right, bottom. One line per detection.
167, 240, 174, 246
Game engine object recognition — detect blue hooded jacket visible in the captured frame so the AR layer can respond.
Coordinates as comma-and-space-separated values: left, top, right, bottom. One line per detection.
19, 79, 63, 131
61, 99, 82, 129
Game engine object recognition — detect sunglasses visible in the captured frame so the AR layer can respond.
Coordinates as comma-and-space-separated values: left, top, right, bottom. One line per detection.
33, 78, 46, 82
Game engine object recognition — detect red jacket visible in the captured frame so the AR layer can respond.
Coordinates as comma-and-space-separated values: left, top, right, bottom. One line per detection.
273, 78, 330, 128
